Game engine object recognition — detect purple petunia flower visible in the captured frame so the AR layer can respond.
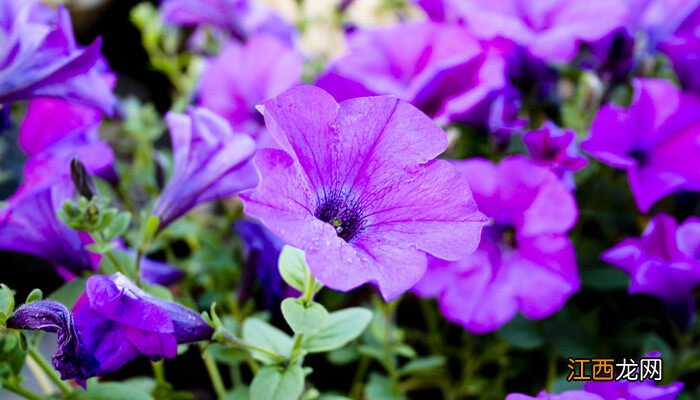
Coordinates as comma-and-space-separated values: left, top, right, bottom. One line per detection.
420, 0, 632, 65
413, 156, 579, 333
152, 106, 256, 229
602, 213, 700, 328
523, 121, 588, 187
316, 21, 513, 126
197, 34, 303, 145
7, 300, 99, 381
657, 4, 700, 93
0, 0, 115, 113
582, 78, 700, 212
507, 390, 603, 400
160, 0, 295, 44
235, 220, 287, 308
72, 273, 214, 377
585, 378, 683, 400
240, 85, 486, 300
0, 179, 94, 277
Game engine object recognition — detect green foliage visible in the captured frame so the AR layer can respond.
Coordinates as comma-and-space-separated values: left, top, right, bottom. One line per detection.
250, 365, 305, 400
302, 308, 373, 353
281, 298, 329, 335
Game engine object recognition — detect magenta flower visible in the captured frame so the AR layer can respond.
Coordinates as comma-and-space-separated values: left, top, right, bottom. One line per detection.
523, 121, 588, 187
585, 379, 683, 400
197, 34, 303, 144
72, 273, 213, 377
417, 0, 631, 65
7, 300, 99, 381
240, 85, 486, 300
316, 21, 513, 125
657, 5, 700, 93
161, 0, 294, 43
152, 107, 256, 229
602, 213, 700, 328
507, 390, 603, 400
582, 78, 700, 212
413, 156, 579, 333
0, 0, 115, 113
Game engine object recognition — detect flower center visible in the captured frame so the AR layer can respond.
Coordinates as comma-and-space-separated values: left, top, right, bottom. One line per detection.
628, 149, 648, 165
314, 191, 366, 242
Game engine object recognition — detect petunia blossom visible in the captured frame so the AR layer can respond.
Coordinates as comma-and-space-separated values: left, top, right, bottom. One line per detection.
152, 106, 256, 229
197, 34, 303, 145
523, 121, 588, 187
0, 0, 115, 113
7, 300, 99, 381
582, 78, 700, 212
657, 3, 700, 93
160, 0, 295, 44
601, 213, 700, 328
72, 273, 214, 377
415, 0, 632, 65
413, 156, 579, 333
316, 21, 513, 126
506, 390, 603, 400
241, 85, 486, 300
585, 378, 683, 400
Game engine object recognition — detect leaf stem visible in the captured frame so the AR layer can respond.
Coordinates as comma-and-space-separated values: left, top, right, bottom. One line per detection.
28, 346, 73, 395
200, 345, 227, 399
3, 381, 45, 400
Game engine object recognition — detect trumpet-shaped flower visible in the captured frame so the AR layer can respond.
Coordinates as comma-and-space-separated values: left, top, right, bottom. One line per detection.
582, 78, 700, 212
241, 85, 486, 300
0, 0, 115, 113
413, 156, 579, 333
316, 22, 512, 125
72, 273, 214, 376
152, 107, 257, 229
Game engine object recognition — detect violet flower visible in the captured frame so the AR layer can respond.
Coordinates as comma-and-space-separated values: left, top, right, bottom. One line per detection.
241, 85, 486, 300
235, 220, 287, 308
316, 21, 513, 126
507, 390, 603, 400
585, 379, 683, 400
601, 213, 700, 328
0, 0, 115, 113
413, 156, 579, 333
417, 0, 632, 65
523, 121, 588, 187
197, 34, 303, 145
152, 106, 256, 229
7, 300, 99, 381
160, 0, 295, 44
582, 78, 700, 212
0, 179, 94, 277
73, 273, 214, 376
657, 4, 700, 93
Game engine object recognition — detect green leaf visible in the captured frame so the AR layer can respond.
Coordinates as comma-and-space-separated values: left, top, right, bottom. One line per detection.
105, 212, 132, 240
497, 315, 544, 350
303, 308, 372, 353
281, 298, 329, 335
142, 215, 161, 247
278, 246, 310, 293
250, 365, 304, 400
242, 318, 292, 363
0, 284, 15, 316
72, 381, 155, 400
25, 288, 43, 304
398, 356, 445, 376
364, 373, 406, 400
49, 278, 87, 308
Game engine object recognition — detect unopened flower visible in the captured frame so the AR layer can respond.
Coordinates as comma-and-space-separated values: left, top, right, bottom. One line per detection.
7, 300, 99, 381
152, 107, 257, 229
241, 85, 486, 300
582, 78, 700, 212
523, 121, 588, 187
413, 156, 579, 333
